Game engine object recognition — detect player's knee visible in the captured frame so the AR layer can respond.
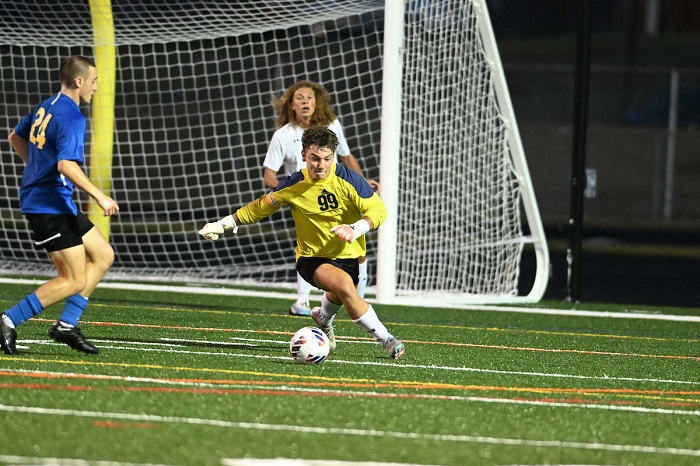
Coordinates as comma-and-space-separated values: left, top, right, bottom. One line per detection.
337, 279, 358, 299
68, 276, 87, 296
93, 245, 115, 272
102, 245, 115, 269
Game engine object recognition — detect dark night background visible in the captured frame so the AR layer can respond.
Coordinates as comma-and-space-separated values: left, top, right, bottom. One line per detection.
0, 1, 698, 309
488, 0, 700, 308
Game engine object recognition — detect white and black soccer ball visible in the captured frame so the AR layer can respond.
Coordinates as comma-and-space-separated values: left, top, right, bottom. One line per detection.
290, 326, 330, 364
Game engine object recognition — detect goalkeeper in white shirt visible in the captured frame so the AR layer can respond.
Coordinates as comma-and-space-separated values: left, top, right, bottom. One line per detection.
201, 127, 404, 359
262, 80, 379, 316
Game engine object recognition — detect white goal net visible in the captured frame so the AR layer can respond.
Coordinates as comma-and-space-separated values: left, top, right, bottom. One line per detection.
0, 0, 549, 304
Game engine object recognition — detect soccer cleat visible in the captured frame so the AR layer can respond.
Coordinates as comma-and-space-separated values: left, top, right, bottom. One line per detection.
0, 313, 19, 355
289, 299, 311, 316
311, 307, 336, 350
49, 322, 99, 354
383, 337, 405, 360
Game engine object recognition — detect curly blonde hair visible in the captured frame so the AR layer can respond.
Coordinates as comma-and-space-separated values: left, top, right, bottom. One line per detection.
273, 80, 337, 129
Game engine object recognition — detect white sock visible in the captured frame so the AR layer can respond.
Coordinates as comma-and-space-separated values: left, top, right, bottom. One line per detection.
296, 272, 312, 303
319, 292, 342, 324
352, 305, 391, 344
357, 260, 368, 298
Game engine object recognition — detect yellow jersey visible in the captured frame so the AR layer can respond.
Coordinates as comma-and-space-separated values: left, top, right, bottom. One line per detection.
236, 163, 386, 260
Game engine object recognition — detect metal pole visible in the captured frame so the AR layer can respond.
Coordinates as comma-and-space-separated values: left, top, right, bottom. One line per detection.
663, 69, 679, 221
566, 0, 591, 302
376, 0, 405, 303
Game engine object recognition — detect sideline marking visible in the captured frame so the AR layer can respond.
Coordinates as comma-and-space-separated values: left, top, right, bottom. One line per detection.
222, 460, 440, 466
2, 368, 699, 415
22, 318, 700, 361
1, 403, 699, 458
5, 341, 700, 387
0, 455, 170, 466
1, 277, 699, 322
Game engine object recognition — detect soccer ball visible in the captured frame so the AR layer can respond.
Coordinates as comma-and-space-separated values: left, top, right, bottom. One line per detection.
290, 326, 330, 364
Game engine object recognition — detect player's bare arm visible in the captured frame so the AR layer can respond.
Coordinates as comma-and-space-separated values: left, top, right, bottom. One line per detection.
263, 167, 280, 189
57, 160, 119, 216
8, 130, 29, 165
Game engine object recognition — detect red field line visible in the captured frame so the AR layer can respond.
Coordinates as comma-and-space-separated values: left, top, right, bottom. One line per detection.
2, 370, 699, 400
1, 380, 698, 412
93, 420, 162, 430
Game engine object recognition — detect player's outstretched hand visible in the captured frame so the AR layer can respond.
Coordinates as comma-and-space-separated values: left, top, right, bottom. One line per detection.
199, 222, 224, 241
199, 214, 238, 241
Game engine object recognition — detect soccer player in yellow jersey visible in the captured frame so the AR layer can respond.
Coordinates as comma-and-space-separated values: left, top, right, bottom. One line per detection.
199, 127, 404, 359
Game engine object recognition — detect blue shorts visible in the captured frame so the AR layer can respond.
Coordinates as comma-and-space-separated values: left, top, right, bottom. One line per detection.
26, 212, 94, 252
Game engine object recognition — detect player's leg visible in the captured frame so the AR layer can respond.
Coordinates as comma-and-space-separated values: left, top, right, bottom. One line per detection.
55, 222, 113, 327
309, 292, 341, 350
37, 245, 88, 306
42, 244, 100, 354
75, 223, 114, 298
49, 220, 113, 354
290, 272, 312, 316
1, 243, 89, 355
313, 263, 404, 359
357, 255, 368, 298
1, 214, 87, 355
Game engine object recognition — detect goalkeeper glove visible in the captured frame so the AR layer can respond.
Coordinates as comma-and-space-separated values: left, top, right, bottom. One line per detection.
330, 218, 370, 243
199, 214, 238, 241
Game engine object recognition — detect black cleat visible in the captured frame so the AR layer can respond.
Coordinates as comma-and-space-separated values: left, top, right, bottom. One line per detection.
49, 322, 99, 354
0, 313, 19, 355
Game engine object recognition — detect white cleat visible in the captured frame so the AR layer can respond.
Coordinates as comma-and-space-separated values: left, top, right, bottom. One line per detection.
289, 299, 311, 316
311, 307, 336, 350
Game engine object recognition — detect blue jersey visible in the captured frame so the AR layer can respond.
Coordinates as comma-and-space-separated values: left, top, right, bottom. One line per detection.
14, 93, 86, 215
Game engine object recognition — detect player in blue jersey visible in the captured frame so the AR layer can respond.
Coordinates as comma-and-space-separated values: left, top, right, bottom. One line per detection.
200, 127, 404, 359
263, 80, 379, 316
1, 56, 120, 355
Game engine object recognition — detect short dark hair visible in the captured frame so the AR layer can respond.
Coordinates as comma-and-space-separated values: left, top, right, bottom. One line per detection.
59, 55, 96, 86
301, 127, 339, 153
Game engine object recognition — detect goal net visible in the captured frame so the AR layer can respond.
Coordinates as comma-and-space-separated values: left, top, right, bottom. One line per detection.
0, 0, 549, 304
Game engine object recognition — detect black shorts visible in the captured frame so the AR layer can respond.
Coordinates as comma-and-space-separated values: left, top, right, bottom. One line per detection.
26, 212, 94, 252
296, 256, 359, 289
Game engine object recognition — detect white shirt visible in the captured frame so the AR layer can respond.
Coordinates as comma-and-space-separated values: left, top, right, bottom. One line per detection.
263, 119, 351, 175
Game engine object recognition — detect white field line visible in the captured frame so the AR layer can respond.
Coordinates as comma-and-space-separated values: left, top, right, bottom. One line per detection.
221, 460, 598, 466
15, 337, 700, 387
221, 461, 444, 466
0, 456, 424, 466
0, 403, 698, 458
1, 277, 699, 322
2, 367, 699, 417
0, 454, 171, 466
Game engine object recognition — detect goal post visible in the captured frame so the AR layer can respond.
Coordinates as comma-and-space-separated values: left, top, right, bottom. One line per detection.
377, 0, 549, 304
87, 0, 117, 242
0, 0, 549, 305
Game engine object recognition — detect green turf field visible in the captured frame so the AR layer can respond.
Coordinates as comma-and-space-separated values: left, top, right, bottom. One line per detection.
1, 280, 698, 465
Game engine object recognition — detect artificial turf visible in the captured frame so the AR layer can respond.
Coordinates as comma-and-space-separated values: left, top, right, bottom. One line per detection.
0, 281, 698, 465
